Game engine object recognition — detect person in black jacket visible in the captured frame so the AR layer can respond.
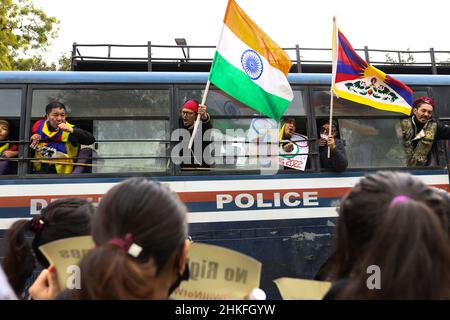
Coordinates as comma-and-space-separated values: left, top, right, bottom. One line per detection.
30, 101, 95, 174
177, 99, 212, 169
401, 96, 450, 166
318, 120, 348, 172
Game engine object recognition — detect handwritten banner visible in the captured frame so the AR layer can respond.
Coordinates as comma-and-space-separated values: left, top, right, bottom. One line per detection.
171, 243, 262, 300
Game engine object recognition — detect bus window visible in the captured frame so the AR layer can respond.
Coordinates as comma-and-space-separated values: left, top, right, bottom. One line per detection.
430, 87, 450, 118
338, 118, 408, 168
93, 119, 169, 173
0, 89, 21, 176
178, 89, 306, 116
177, 89, 307, 171
0, 89, 21, 117
32, 89, 169, 117
31, 88, 170, 174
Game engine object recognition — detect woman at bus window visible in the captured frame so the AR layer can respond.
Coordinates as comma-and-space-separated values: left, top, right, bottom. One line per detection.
318, 120, 348, 172
30, 101, 95, 174
30, 178, 191, 300
317, 171, 449, 297
0, 120, 18, 175
2, 198, 93, 299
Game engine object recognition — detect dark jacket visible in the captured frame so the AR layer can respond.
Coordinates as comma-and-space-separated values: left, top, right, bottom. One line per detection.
178, 115, 212, 169
69, 127, 96, 146
319, 139, 348, 172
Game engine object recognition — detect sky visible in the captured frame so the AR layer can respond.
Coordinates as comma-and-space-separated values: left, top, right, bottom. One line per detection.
33, 0, 450, 65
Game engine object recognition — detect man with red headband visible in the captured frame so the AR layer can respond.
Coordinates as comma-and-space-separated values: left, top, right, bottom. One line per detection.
401, 96, 450, 166
178, 99, 211, 168
179, 99, 210, 130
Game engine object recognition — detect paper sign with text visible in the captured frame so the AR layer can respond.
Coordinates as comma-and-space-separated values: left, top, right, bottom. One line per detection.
274, 277, 331, 300
39, 235, 95, 290
170, 243, 262, 300
278, 134, 309, 171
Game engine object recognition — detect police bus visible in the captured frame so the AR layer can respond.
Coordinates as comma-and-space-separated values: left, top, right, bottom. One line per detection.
0, 71, 449, 298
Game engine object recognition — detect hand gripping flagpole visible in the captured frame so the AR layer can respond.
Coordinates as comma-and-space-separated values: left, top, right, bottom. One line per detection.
328, 16, 339, 158
188, 80, 211, 150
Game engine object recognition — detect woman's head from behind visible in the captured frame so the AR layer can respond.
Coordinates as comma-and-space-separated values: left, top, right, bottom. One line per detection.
331, 171, 448, 280
339, 196, 450, 299
2, 198, 93, 296
78, 177, 190, 299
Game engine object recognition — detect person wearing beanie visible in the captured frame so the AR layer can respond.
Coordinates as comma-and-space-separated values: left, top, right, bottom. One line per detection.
178, 99, 212, 169
400, 96, 450, 166
318, 120, 348, 172
179, 99, 210, 130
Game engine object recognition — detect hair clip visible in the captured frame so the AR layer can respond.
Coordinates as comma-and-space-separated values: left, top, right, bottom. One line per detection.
30, 215, 44, 233
389, 195, 411, 208
108, 233, 143, 258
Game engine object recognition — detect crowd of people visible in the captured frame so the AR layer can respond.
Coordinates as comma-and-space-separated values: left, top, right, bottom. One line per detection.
1, 96, 450, 299
0, 170, 448, 300
1, 96, 450, 173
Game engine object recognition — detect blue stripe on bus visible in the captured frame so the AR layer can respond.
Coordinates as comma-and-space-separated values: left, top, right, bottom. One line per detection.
2, 71, 450, 86
0, 197, 340, 219
0, 169, 447, 185
0, 207, 32, 218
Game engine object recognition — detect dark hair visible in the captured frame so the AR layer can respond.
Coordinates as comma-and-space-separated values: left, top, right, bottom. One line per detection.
328, 171, 448, 281
338, 198, 450, 299
430, 187, 450, 237
75, 177, 188, 299
45, 101, 66, 115
2, 198, 93, 296
320, 119, 338, 128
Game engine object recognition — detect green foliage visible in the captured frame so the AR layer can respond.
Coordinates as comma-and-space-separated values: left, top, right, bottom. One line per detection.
0, 0, 59, 70
384, 48, 416, 65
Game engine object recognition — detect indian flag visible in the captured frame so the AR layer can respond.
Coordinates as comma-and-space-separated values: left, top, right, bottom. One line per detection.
209, 0, 293, 121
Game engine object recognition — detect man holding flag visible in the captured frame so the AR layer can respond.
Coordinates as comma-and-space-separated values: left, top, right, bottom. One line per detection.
401, 96, 450, 166
188, 0, 293, 174
331, 18, 450, 167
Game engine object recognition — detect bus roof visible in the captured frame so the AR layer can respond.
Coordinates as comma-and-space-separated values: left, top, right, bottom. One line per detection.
2, 71, 450, 86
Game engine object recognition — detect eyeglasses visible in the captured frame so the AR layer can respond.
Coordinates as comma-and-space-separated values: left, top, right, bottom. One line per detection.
181, 111, 196, 117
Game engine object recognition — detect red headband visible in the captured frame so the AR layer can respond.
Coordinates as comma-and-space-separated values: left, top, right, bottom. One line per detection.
181, 100, 199, 113
413, 97, 435, 109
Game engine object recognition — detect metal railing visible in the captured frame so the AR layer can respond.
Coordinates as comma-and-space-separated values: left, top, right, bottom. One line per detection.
71, 42, 450, 74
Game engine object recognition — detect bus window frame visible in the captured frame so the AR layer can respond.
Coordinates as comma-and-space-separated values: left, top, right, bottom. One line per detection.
0, 84, 27, 177
174, 84, 316, 175
24, 83, 174, 179
310, 85, 448, 171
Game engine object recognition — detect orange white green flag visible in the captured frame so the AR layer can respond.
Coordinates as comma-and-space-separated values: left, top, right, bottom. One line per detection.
209, 0, 293, 121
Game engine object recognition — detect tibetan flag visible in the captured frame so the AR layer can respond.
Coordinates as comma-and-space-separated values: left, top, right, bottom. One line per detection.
209, 0, 293, 121
332, 22, 413, 115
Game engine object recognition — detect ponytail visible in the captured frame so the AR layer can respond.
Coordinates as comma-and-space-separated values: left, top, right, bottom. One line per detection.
2, 219, 37, 296
75, 244, 158, 300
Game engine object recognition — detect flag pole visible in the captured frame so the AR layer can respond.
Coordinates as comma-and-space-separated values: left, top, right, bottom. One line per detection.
328, 16, 338, 158
188, 0, 231, 151
188, 80, 210, 150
